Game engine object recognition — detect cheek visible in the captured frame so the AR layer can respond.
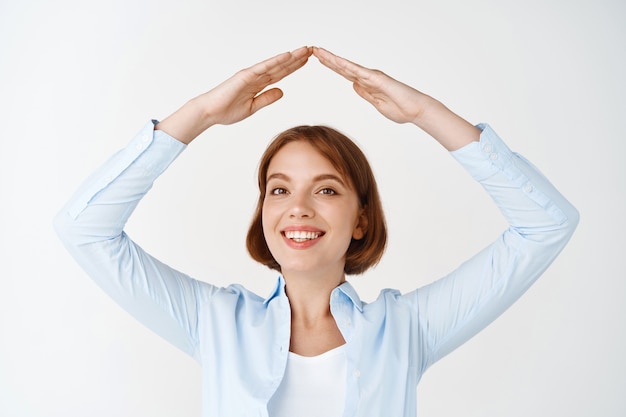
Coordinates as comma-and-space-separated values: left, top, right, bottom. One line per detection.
260, 203, 269, 233
260, 202, 276, 238
260, 203, 284, 262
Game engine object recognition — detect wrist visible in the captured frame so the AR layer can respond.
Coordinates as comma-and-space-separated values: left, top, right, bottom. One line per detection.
188, 95, 217, 128
410, 96, 479, 151
156, 97, 216, 145
409, 94, 438, 127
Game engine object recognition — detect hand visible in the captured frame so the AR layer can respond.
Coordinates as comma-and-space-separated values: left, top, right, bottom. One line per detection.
201, 46, 313, 126
313, 47, 427, 125
157, 46, 313, 144
313, 47, 479, 150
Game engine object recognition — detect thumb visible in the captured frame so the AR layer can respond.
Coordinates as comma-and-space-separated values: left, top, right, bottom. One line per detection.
353, 83, 375, 104
251, 88, 284, 114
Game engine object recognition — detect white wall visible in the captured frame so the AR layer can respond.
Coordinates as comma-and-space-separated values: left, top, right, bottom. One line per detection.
1, 0, 624, 416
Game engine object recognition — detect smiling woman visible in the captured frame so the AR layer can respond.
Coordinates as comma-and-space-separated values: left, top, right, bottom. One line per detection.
53, 46, 579, 417
247, 125, 386, 276
261, 139, 366, 293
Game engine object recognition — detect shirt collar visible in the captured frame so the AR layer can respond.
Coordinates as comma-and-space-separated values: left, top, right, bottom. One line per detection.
263, 275, 285, 305
336, 281, 364, 312
263, 276, 364, 312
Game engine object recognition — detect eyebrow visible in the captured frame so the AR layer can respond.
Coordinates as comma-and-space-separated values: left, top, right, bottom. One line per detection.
266, 173, 347, 188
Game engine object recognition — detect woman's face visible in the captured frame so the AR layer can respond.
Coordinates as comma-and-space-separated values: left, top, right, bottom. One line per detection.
262, 140, 366, 279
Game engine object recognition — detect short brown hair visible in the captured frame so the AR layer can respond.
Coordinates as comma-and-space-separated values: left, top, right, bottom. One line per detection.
246, 125, 387, 275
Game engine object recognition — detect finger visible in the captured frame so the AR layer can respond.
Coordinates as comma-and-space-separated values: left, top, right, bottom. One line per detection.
290, 45, 314, 60
313, 47, 367, 83
234, 50, 309, 96
250, 87, 284, 114
251, 50, 295, 73
249, 46, 312, 80
268, 48, 312, 80
267, 47, 312, 81
313, 47, 350, 75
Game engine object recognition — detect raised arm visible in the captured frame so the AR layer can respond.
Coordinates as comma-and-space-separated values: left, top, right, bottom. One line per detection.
313, 46, 479, 150
54, 47, 312, 357
314, 47, 579, 370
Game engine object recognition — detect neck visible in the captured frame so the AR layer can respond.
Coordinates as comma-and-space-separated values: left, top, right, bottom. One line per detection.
282, 268, 345, 323
282, 268, 347, 356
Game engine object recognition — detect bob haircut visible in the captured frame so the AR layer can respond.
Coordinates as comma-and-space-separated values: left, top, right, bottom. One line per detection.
246, 125, 387, 275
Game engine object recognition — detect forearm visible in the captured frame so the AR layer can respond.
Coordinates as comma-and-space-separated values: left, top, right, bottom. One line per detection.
412, 94, 481, 151
156, 96, 215, 145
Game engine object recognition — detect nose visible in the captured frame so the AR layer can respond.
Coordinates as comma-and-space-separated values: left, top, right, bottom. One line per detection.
289, 193, 314, 218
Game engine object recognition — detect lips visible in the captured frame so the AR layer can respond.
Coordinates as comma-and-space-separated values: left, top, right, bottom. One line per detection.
281, 226, 325, 246
284, 230, 322, 242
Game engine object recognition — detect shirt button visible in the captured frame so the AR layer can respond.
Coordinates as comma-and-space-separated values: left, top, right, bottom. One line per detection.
141, 134, 150, 142
136, 143, 144, 150
489, 153, 498, 160
523, 184, 533, 193
353, 370, 361, 378
483, 144, 493, 153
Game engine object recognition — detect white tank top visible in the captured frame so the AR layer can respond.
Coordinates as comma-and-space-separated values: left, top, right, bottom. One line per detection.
267, 345, 347, 417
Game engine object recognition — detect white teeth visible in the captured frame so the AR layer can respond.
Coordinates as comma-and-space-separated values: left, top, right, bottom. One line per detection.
285, 231, 321, 242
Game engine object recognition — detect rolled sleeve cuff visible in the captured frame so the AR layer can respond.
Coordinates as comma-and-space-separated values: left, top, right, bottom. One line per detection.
67, 120, 186, 219
450, 123, 568, 225
450, 123, 516, 181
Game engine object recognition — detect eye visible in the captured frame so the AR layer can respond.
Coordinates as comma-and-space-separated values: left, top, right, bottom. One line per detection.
270, 187, 288, 195
318, 188, 337, 196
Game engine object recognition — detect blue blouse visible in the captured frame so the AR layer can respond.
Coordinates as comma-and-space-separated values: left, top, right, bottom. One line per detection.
54, 121, 578, 417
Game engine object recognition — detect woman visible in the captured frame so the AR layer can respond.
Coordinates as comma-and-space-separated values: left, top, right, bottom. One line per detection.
54, 46, 579, 417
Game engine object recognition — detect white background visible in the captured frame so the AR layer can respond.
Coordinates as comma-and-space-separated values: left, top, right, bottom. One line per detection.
1, 0, 624, 416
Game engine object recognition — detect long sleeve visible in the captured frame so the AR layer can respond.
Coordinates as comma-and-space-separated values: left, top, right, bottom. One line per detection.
53, 121, 212, 359
411, 124, 579, 371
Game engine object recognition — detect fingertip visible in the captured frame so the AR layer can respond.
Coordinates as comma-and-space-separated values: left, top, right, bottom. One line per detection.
312, 46, 327, 61
293, 45, 312, 55
252, 88, 283, 113
268, 87, 284, 102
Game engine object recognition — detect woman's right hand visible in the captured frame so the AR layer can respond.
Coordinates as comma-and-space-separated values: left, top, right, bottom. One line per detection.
157, 46, 313, 144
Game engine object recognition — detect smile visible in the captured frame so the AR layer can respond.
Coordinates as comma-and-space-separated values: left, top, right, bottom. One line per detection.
284, 230, 323, 242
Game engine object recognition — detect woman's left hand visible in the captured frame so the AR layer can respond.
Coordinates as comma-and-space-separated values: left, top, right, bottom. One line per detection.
313, 47, 428, 125
313, 47, 479, 151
